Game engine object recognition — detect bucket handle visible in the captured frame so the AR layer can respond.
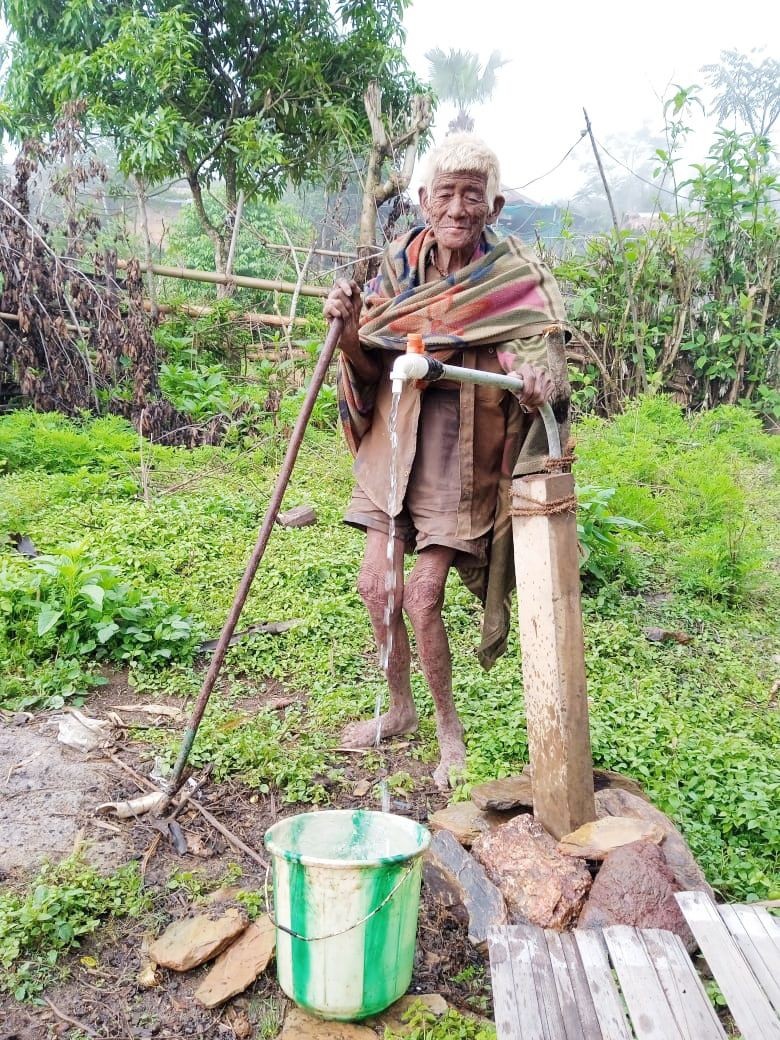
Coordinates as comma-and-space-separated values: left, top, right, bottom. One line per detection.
264, 862, 415, 943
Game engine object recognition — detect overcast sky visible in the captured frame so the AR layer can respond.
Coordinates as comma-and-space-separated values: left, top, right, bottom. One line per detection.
403, 0, 778, 202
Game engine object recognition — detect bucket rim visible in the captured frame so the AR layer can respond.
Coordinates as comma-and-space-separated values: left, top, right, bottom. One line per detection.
264, 809, 431, 868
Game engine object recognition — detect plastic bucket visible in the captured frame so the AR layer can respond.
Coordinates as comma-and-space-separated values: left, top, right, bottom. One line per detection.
264, 809, 430, 1020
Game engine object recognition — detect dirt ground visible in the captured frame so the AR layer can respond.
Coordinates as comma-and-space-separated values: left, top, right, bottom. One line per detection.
0, 686, 490, 1040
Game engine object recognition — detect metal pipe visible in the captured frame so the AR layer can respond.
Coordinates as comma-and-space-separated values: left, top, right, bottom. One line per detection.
389, 353, 562, 459
165, 318, 344, 797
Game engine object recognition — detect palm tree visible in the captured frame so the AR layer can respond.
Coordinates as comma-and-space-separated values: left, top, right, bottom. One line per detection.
425, 49, 508, 133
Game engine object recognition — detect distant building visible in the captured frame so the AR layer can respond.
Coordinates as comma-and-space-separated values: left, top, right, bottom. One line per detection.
496, 186, 585, 249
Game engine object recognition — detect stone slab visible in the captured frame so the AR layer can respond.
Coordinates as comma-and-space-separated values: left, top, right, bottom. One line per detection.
558, 816, 664, 859
423, 829, 507, 949
278, 1007, 376, 1039
149, 907, 248, 971
428, 801, 519, 847
194, 915, 276, 1007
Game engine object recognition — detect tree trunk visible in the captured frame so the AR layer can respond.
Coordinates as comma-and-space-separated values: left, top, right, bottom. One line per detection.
356, 82, 432, 285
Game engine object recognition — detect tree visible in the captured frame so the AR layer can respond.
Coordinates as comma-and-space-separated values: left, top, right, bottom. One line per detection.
424, 48, 506, 134
702, 49, 780, 140
1, 0, 423, 272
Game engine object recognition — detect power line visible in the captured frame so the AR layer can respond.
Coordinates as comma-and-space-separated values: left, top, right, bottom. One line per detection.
504, 134, 587, 194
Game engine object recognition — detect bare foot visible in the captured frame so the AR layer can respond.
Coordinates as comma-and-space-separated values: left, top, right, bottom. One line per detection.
340, 706, 419, 749
432, 729, 467, 791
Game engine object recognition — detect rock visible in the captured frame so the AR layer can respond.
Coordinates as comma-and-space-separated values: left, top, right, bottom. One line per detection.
423, 829, 507, 948
595, 787, 714, 896
472, 815, 591, 930
471, 765, 648, 812
194, 915, 276, 1007
592, 768, 651, 802
148, 907, 248, 971
352, 779, 372, 798
643, 627, 693, 645
367, 993, 448, 1034
558, 816, 664, 859
428, 802, 519, 847
279, 1007, 376, 1039
578, 839, 696, 950
470, 775, 534, 812
277, 505, 317, 528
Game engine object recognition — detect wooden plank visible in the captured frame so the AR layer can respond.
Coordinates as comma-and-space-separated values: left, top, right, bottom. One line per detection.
522, 926, 567, 1038
512, 471, 596, 838
677, 890, 780, 1040
604, 925, 683, 1038
719, 905, 780, 1015
488, 927, 546, 1040
640, 928, 726, 1039
573, 930, 632, 1040
547, 931, 602, 1039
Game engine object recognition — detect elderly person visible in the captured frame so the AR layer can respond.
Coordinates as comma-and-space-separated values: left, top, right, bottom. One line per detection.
324, 135, 568, 789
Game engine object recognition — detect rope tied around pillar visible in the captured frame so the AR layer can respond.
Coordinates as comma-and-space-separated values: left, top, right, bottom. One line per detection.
509, 491, 578, 518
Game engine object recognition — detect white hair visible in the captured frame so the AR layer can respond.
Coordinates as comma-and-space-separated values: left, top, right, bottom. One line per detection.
421, 134, 501, 208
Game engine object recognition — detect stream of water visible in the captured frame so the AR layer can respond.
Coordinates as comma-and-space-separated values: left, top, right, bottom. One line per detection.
374, 389, 402, 814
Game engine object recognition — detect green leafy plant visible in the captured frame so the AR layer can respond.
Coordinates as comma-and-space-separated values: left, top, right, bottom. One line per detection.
576, 485, 644, 586
158, 361, 238, 420
0, 543, 202, 710
0, 858, 148, 999
384, 1001, 496, 1040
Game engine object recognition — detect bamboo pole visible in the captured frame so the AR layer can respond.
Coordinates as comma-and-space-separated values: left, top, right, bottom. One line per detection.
140, 300, 306, 327
116, 259, 329, 297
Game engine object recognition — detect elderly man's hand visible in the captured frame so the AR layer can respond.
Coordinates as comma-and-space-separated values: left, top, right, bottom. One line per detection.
324, 279, 361, 353
516, 362, 553, 412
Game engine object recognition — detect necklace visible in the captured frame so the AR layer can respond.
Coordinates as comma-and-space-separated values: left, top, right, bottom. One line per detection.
428, 246, 448, 279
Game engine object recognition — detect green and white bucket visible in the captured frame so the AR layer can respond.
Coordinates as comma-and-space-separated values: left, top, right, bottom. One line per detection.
264, 809, 430, 1020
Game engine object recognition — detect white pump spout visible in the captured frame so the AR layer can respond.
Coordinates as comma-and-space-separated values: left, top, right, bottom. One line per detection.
390, 353, 431, 394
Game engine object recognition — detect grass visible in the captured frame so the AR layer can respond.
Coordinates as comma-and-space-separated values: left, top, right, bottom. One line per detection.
0, 397, 778, 901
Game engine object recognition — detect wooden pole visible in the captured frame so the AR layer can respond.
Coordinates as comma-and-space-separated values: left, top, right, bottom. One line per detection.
582, 108, 648, 394
511, 471, 595, 838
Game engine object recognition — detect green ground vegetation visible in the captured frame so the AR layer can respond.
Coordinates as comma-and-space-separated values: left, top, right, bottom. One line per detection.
0, 857, 148, 999
0, 396, 778, 902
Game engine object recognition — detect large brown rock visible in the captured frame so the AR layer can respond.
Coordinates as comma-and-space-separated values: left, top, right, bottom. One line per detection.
148, 907, 248, 971
194, 915, 276, 1007
423, 829, 507, 949
578, 839, 696, 950
428, 801, 519, 847
595, 787, 714, 895
472, 815, 591, 930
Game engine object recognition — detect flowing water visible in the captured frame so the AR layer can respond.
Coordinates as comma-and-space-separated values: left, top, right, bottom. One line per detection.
374, 389, 402, 814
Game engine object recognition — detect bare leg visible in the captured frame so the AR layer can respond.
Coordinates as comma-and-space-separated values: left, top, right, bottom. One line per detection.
340, 528, 418, 747
403, 546, 466, 790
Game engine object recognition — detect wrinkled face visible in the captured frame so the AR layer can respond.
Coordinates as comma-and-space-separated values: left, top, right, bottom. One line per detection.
419, 171, 504, 255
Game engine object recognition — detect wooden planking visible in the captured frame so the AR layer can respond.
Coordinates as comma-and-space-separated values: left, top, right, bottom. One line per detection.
640, 928, 727, 1039
573, 930, 632, 1040
677, 891, 780, 1040
603, 925, 684, 1038
488, 928, 526, 1040
488, 927, 546, 1040
719, 905, 780, 1015
522, 926, 567, 1038
550, 931, 604, 1039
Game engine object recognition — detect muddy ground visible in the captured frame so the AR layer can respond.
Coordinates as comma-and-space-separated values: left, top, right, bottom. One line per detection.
0, 689, 490, 1040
